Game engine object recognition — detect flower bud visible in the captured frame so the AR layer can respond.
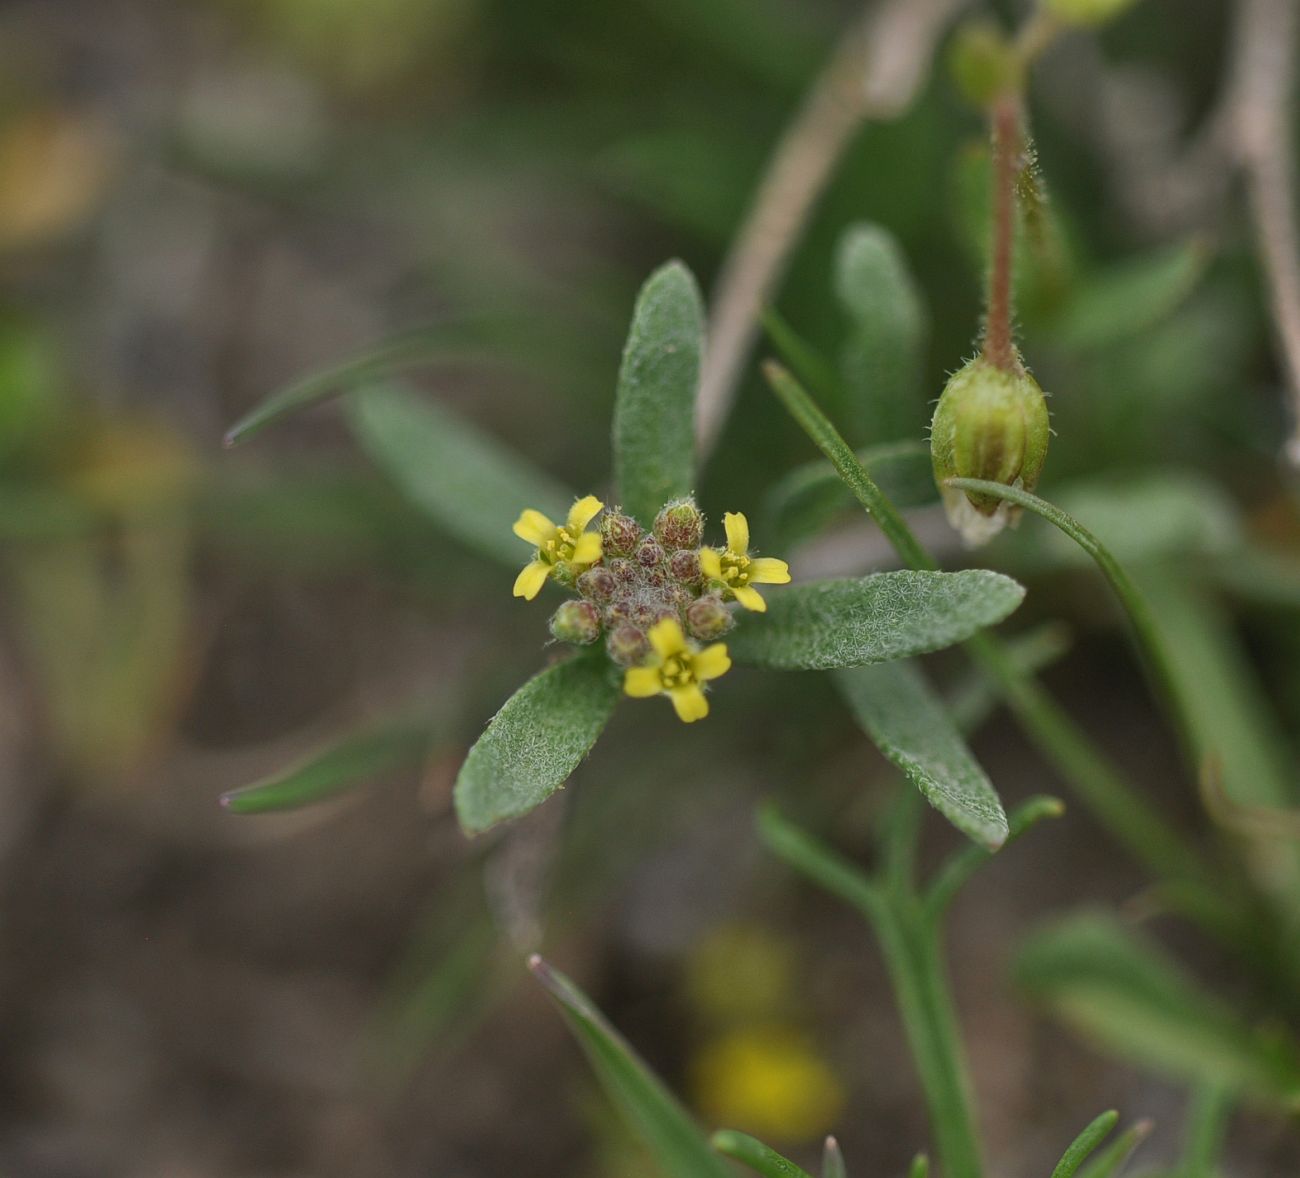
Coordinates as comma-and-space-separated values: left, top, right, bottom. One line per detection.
550, 600, 600, 645
686, 594, 734, 641
669, 548, 702, 585
577, 567, 616, 602
930, 355, 1050, 546
606, 557, 638, 586
601, 510, 643, 557
606, 623, 650, 667
653, 498, 704, 551
948, 20, 1022, 109
635, 537, 665, 568
1041, 0, 1138, 26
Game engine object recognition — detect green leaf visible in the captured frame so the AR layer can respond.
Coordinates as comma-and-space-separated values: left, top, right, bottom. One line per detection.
907, 1155, 930, 1178
1076, 1119, 1152, 1178
833, 223, 928, 443
612, 260, 705, 525
1015, 913, 1300, 1104
835, 660, 1008, 850
763, 440, 935, 550
728, 570, 1025, 670
347, 382, 572, 568
1054, 239, 1209, 352
820, 1136, 847, 1178
221, 717, 433, 815
455, 655, 620, 835
712, 1130, 815, 1177
1050, 1111, 1118, 1178
531, 957, 732, 1178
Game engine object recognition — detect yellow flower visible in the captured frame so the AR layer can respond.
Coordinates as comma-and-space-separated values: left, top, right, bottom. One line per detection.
512, 495, 604, 600
623, 618, 731, 723
699, 511, 790, 613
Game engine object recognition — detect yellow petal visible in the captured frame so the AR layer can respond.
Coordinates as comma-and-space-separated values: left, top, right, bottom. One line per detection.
698, 548, 723, 580
647, 617, 687, 659
670, 683, 710, 723
513, 560, 551, 600
723, 511, 750, 556
513, 509, 556, 546
733, 585, 767, 612
692, 643, 731, 681
567, 495, 604, 533
748, 557, 791, 584
623, 666, 663, 697
571, 532, 603, 564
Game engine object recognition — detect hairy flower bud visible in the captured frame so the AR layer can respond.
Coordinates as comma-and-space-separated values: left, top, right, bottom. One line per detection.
669, 548, 702, 585
653, 498, 704, 551
930, 355, 1050, 546
606, 557, 638, 586
577, 566, 617, 602
601, 510, 643, 557
686, 594, 734, 641
550, 600, 600, 645
635, 537, 665, 568
606, 623, 650, 667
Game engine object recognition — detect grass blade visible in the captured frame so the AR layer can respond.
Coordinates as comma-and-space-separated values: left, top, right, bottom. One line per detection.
712, 1129, 815, 1177
1050, 1111, 1119, 1178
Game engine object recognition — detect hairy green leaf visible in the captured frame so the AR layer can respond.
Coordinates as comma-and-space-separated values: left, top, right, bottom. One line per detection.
347, 382, 572, 567
455, 655, 619, 835
532, 957, 732, 1178
221, 717, 433, 815
712, 1130, 815, 1177
1016, 913, 1300, 1103
728, 570, 1024, 670
612, 260, 705, 525
1050, 1111, 1118, 1178
763, 440, 935, 550
836, 661, 1008, 850
834, 223, 928, 443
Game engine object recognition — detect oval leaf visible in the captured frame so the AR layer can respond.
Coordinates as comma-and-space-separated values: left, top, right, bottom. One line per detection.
728, 570, 1025, 670
836, 661, 1008, 851
347, 382, 572, 568
221, 717, 432, 815
455, 655, 619, 835
612, 260, 705, 525
531, 956, 732, 1178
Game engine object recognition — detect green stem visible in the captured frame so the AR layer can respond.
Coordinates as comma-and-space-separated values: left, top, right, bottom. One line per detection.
1180, 1082, 1233, 1178
764, 362, 1215, 901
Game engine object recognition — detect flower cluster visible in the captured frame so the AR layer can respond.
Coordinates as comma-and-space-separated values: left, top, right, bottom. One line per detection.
512, 496, 790, 721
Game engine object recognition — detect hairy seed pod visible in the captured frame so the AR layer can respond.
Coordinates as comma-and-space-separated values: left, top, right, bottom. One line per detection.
653, 498, 704, 551
549, 600, 601, 645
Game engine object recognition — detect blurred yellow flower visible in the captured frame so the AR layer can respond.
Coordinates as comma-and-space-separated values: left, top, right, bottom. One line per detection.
512, 495, 604, 600
691, 1025, 844, 1144
699, 511, 790, 612
623, 617, 730, 723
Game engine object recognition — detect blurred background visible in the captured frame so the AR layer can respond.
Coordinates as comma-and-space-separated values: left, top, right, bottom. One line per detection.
1, 0, 1299, 1174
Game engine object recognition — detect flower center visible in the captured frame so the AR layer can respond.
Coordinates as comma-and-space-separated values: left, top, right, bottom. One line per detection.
542, 527, 579, 565
659, 654, 695, 689
719, 552, 751, 588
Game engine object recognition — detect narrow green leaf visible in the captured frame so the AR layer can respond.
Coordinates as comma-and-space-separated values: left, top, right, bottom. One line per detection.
1076, 1119, 1152, 1178
221, 717, 432, 815
1016, 913, 1300, 1103
763, 440, 935, 550
531, 957, 732, 1178
612, 260, 705, 525
762, 306, 845, 409
1054, 239, 1209, 352
820, 1136, 847, 1178
908, 1156, 930, 1178
728, 570, 1024, 671
455, 655, 619, 835
1179, 1083, 1232, 1178
833, 223, 928, 443
835, 661, 1008, 850
347, 382, 572, 568
712, 1130, 815, 1177
1051, 1111, 1119, 1178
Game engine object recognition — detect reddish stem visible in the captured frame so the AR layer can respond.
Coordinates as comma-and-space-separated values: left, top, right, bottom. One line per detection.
983, 98, 1021, 372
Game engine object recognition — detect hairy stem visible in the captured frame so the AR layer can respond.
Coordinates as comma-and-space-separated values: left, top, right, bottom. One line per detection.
982, 99, 1021, 371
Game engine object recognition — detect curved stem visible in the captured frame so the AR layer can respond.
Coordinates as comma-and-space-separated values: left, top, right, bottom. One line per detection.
983, 99, 1022, 371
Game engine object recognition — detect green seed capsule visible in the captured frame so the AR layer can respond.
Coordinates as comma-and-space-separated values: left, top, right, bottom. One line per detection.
930, 355, 1050, 545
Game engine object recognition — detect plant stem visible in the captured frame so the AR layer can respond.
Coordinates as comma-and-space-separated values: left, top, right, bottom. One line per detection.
983, 99, 1021, 372
1180, 1082, 1233, 1178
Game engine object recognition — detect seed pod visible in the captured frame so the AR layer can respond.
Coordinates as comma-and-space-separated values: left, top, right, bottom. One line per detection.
930, 354, 1050, 546
653, 498, 704, 551
549, 600, 601, 645
600, 510, 643, 557
606, 623, 650, 667
686, 594, 734, 641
